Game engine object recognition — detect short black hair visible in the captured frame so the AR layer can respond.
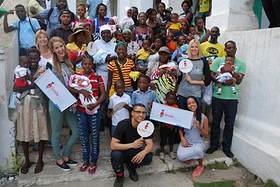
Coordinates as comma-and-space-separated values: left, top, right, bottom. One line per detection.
194, 16, 204, 25
27, 47, 40, 56
225, 40, 236, 47
132, 103, 146, 110
59, 9, 75, 21
146, 8, 157, 17
82, 52, 94, 63
114, 80, 125, 88
181, 0, 192, 7
138, 74, 151, 83
15, 4, 25, 9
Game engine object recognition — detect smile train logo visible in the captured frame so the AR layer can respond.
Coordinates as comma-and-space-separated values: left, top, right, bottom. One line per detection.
159, 109, 174, 118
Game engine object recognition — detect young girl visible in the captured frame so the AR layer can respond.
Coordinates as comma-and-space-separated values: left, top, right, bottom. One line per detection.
177, 96, 208, 177
15, 48, 48, 174
159, 91, 178, 160
71, 54, 105, 174
73, 4, 94, 34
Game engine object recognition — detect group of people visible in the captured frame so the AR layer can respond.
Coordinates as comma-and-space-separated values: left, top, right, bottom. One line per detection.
3, 0, 246, 187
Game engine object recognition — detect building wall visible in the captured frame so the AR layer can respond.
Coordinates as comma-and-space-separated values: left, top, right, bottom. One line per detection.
219, 28, 280, 185
0, 0, 26, 172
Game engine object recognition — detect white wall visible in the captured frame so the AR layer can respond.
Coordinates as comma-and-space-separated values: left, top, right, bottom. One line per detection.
219, 28, 280, 185
0, 0, 27, 172
207, 0, 258, 32
116, 0, 153, 20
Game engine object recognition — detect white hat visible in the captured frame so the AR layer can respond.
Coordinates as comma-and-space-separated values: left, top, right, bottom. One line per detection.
15, 67, 28, 78
100, 24, 112, 34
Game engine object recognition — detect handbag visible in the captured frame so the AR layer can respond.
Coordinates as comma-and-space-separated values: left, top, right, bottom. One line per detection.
8, 92, 18, 109
202, 82, 213, 105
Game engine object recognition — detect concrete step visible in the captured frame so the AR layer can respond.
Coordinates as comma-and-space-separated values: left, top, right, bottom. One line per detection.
17, 150, 230, 187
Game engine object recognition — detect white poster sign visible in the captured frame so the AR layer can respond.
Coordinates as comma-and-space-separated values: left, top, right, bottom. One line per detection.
150, 102, 193, 129
35, 69, 77, 112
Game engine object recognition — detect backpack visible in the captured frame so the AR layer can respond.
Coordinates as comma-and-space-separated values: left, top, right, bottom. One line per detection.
37, 7, 54, 31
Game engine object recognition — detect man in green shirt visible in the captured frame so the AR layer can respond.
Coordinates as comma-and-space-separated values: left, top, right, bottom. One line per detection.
206, 41, 246, 158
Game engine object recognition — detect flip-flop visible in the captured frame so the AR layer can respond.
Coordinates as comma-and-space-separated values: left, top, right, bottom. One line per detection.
34, 161, 44, 174
88, 165, 97, 174
192, 165, 204, 177
79, 163, 89, 172
21, 162, 33, 174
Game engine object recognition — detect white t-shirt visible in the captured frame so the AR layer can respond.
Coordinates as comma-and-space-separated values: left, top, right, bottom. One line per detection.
39, 55, 53, 68
108, 93, 131, 127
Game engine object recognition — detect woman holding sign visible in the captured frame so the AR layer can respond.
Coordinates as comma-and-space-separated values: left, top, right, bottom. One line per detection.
177, 39, 211, 109
48, 37, 79, 172
177, 96, 208, 177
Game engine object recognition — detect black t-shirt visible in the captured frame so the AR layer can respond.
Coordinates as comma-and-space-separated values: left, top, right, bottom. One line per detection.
113, 119, 153, 144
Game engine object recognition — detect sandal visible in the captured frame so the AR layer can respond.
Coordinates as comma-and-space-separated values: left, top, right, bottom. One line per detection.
192, 165, 204, 177
21, 162, 33, 174
34, 161, 44, 174
79, 163, 89, 172
88, 164, 97, 174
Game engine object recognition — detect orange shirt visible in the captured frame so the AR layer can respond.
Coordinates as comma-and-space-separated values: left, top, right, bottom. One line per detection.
108, 58, 135, 88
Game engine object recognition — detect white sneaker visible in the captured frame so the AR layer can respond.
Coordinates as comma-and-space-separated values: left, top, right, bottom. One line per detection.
159, 152, 165, 160
169, 152, 176, 160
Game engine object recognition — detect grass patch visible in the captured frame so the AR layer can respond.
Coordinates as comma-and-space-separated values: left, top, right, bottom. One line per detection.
265, 180, 278, 187
232, 158, 242, 167
206, 161, 230, 170
194, 180, 235, 187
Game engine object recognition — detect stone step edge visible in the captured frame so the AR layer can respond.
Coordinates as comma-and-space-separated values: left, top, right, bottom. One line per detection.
18, 155, 232, 187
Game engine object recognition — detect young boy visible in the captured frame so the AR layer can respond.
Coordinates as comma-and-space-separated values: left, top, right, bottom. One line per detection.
136, 39, 151, 73
108, 80, 132, 135
131, 74, 156, 118
166, 13, 182, 38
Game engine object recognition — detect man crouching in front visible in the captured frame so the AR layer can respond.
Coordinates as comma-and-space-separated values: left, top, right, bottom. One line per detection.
110, 104, 153, 187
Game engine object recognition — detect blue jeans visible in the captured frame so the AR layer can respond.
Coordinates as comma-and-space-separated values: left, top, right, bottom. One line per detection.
111, 149, 153, 174
48, 101, 79, 160
77, 111, 100, 164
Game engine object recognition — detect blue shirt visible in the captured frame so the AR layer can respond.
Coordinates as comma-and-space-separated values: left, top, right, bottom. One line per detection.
87, 0, 102, 19
131, 89, 156, 115
171, 44, 189, 62
39, 7, 60, 34
11, 17, 41, 48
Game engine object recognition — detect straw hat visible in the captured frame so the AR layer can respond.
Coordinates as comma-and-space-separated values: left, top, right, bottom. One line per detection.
68, 25, 91, 44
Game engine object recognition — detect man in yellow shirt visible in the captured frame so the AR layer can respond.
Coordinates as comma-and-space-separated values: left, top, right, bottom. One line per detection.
200, 26, 225, 65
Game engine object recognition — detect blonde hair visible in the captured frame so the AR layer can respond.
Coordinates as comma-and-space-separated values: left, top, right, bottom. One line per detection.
35, 29, 49, 48
49, 37, 74, 76
187, 39, 202, 59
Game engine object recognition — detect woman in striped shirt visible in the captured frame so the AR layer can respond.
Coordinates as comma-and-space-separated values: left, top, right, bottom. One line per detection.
107, 42, 135, 97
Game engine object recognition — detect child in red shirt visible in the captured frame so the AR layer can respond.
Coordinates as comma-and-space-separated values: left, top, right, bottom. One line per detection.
69, 54, 106, 174
159, 91, 178, 160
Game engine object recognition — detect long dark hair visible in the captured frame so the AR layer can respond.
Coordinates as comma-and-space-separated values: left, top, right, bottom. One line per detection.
95, 3, 107, 18
186, 96, 202, 123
